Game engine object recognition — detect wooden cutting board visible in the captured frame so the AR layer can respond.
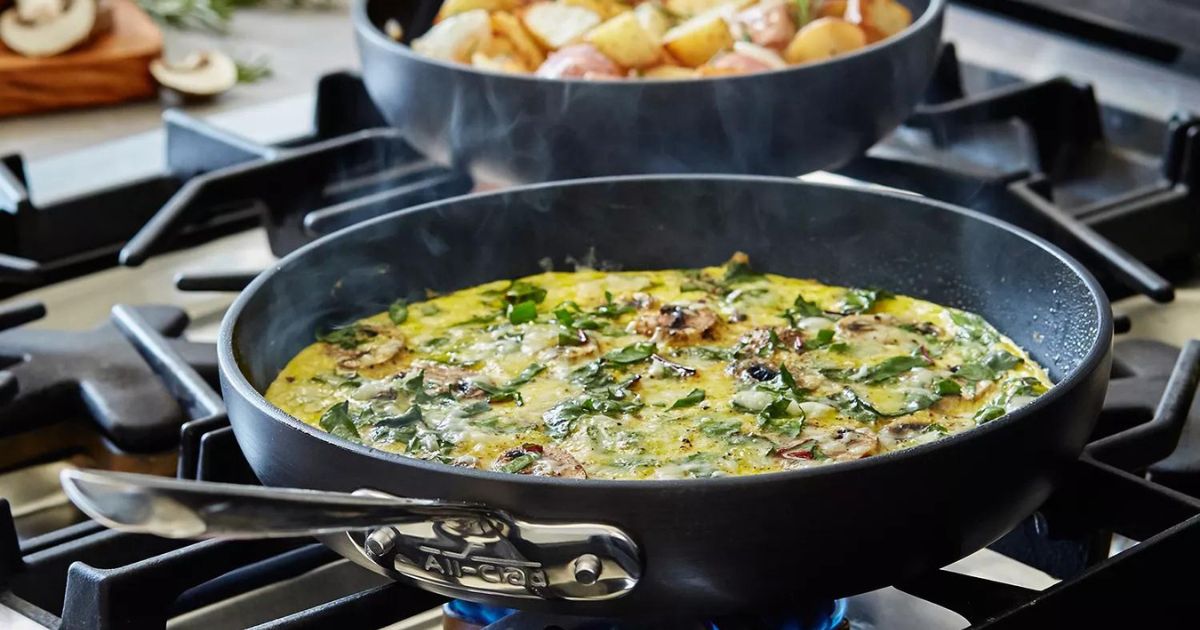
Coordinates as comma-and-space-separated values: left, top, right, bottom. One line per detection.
0, 0, 163, 118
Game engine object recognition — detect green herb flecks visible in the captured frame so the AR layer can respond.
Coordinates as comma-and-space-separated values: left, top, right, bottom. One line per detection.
544, 395, 644, 439
500, 453, 539, 473
318, 401, 360, 442
388, 299, 409, 325
974, 405, 1006, 424
956, 350, 1023, 382
316, 323, 375, 350
603, 342, 657, 364
782, 293, 824, 327
670, 388, 706, 409
837, 288, 892, 314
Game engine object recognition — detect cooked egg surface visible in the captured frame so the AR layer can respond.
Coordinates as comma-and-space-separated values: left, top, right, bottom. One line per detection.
265, 254, 1051, 480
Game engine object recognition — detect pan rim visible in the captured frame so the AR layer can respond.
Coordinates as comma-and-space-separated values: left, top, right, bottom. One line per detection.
351, 0, 946, 87
218, 174, 1113, 491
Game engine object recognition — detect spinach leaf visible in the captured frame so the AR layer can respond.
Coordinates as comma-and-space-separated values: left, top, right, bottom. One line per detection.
838, 288, 892, 314
316, 324, 373, 350
318, 401, 361, 441
570, 360, 614, 390
506, 300, 538, 325
934, 379, 962, 395
505, 281, 547, 305
543, 396, 643, 438
670, 388, 706, 409
456, 401, 491, 417
699, 418, 743, 437
723, 258, 761, 284
684, 346, 737, 361
500, 453, 539, 474
956, 350, 1024, 382
805, 328, 837, 350
374, 404, 422, 428
949, 310, 998, 344
831, 387, 884, 422
387, 300, 408, 325
604, 342, 656, 364
593, 291, 634, 318
902, 390, 941, 413
782, 294, 824, 326
974, 405, 1006, 423
508, 363, 546, 387
859, 354, 931, 384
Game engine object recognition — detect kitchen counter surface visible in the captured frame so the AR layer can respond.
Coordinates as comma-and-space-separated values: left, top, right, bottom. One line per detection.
0, 4, 358, 162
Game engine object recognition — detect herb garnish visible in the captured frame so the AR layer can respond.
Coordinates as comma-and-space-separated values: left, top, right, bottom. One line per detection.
318, 401, 360, 441
837, 288, 892, 314
316, 323, 375, 350
955, 350, 1023, 382
670, 388, 706, 409
603, 342, 657, 364
782, 293, 824, 327
500, 453, 539, 473
388, 300, 408, 325
544, 395, 644, 438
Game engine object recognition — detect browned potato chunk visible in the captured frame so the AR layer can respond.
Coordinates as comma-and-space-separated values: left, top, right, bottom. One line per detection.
663, 12, 734, 67
642, 64, 699, 79
816, 0, 847, 18
665, 0, 728, 17
436, 0, 517, 22
634, 2, 671, 39
852, 0, 911, 42
522, 1, 603, 49
492, 11, 546, 68
413, 9, 493, 62
471, 51, 529, 73
585, 10, 662, 68
783, 16, 865, 64
563, 0, 627, 19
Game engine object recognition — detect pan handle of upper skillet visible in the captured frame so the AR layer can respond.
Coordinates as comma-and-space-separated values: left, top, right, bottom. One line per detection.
60, 468, 641, 601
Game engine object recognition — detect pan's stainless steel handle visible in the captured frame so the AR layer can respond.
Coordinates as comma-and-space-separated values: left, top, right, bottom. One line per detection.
60, 469, 641, 601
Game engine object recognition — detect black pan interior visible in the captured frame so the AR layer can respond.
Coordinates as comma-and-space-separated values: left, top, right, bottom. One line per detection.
232, 176, 1106, 393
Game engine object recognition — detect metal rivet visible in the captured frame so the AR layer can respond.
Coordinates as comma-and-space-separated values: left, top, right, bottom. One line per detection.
572, 554, 602, 585
365, 527, 398, 559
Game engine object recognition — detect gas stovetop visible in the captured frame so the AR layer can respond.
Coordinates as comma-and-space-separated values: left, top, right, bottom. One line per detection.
3, 2, 1200, 628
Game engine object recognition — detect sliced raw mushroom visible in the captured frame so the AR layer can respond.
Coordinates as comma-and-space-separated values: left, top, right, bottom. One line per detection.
1, 0, 96, 58
150, 50, 239, 98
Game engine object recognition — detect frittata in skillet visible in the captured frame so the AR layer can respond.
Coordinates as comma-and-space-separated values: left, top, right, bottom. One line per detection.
265, 254, 1051, 480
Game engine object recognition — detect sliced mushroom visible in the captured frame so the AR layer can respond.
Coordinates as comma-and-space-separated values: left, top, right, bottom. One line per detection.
633, 302, 719, 343
150, 50, 239, 98
494, 443, 587, 478
410, 360, 485, 398
1, 0, 95, 58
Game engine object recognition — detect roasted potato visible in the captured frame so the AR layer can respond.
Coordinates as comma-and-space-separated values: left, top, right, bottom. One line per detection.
563, 0, 629, 19
642, 64, 698, 79
782, 16, 865, 63
413, 9, 493, 62
586, 10, 662, 68
522, 1, 603, 49
852, 0, 911, 42
815, 0, 847, 18
664, 0, 753, 18
471, 51, 529, 72
663, 11, 734, 67
492, 11, 546, 68
634, 2, 672, 39
436, 0, 518, 22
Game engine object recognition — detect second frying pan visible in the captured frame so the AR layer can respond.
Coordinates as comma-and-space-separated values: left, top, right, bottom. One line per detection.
354, 0, 946, 183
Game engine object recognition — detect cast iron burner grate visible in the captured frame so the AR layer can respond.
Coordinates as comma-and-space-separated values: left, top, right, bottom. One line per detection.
0, 301, 217, 456
0, 306, 1197, 628
0, 73, 473, 298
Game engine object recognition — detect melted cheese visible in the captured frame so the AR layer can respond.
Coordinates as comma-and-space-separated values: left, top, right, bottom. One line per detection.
265, 256, 1051, 480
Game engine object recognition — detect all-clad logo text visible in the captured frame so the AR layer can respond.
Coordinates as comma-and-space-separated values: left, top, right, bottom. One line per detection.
419, 545, 548, 588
